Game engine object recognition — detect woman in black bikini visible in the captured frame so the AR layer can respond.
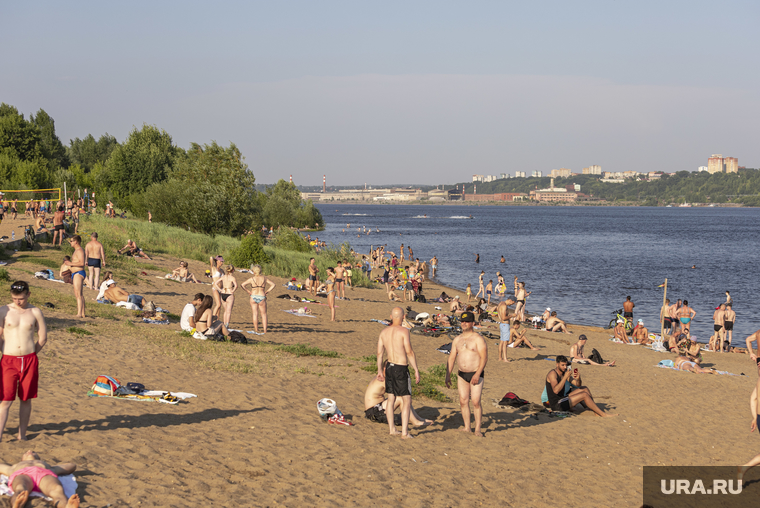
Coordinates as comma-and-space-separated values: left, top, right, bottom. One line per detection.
325, 267, 336, 322
212, 265, 237, 329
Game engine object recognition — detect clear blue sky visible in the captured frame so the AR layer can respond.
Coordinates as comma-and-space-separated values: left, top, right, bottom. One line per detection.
2, 1, 758, 185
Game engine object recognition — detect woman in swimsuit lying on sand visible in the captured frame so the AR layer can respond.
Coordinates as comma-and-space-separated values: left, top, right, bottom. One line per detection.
674, 356, 715, 374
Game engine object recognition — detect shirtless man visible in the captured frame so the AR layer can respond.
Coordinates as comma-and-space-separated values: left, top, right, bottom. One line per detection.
660, 298, 671, 334
445, 311, 488, 437
376, 307, 420, 439
570, 335, 615, 366
677, 299, 696, 334
65, 236, 86, 318
723, 303, 736, 352
542, 308, 552, 323
364, 367, 431, 427
449, 296, 464, 315
0, 451, 79, 508
623, 296, 635, 321
631, 319, 650, 344
475, 271, 485, 299
10, 199, 17, 220
0, 281, 47, 441
668, 299, 681, 335
737, 358, 760, 485
51, 206, 65, 247
334, 261, 345, 300
500, 255, 505, 263
515, 280, 531, 322
746, 331, 760, 361
34, 214, 48, 235
84, 232, 105, 291
545, 311, 571, 334
509, 320, 539, 350
429, 256, 438, 277
485, 280, 493, 305
117, 239, 151, 260
709, 304, 726, 352
545, 356, 617, 417
308, 258, 319, 296
497, 301, 512, 362
71, 206, 79, 234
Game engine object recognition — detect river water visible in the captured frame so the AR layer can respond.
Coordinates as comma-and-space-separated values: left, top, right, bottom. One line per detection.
314, 203, 759, 346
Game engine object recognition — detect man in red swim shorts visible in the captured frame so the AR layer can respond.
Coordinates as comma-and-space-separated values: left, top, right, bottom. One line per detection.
0, 281, 48, 441
0, 450, 79, 508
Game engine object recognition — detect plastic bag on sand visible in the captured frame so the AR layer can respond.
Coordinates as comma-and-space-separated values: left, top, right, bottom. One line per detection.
317, 398, 354, 426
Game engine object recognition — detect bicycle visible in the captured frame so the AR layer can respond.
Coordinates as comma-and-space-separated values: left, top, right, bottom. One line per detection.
608, 309, 634, 333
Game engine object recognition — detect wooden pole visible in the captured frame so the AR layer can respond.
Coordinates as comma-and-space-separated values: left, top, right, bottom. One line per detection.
661, 278, 668, 339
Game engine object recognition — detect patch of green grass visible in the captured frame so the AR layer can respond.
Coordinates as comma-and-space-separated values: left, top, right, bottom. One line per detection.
125, 320, 135, 328
0, 268, 9, 282
275, 343, 340, 358
15, 255, 60, 270
178, 330, 193, 337
362, 355, 377, 363
409, 363, 455, 402
167, 313, 180, 321
360, 364, 376, 372
67, 326, 93, 335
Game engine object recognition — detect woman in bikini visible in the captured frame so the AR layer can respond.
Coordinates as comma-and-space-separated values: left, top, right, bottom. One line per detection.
172, 261, 199, 283
212, 265, 238, 329
515, 280, 531, 323
209, 255, 225, 319
194, 295, 229, 338
674, 355, 714, 374
241, 264, 276, 334
325, 267, 337, 322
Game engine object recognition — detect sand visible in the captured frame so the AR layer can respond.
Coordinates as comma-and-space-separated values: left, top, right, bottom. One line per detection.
0, 218, 756, 507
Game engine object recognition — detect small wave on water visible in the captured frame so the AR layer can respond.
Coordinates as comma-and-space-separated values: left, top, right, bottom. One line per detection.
412, 215, 429, 218
449, 215, 473, 219
341, 213, 368, 216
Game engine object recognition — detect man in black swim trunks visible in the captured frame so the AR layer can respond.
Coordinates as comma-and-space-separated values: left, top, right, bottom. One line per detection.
623, 296, 635, 321
545, 356, 616, 417
307, 258, 319, 296
376, 307, 420, 439
445, 311, 488, 437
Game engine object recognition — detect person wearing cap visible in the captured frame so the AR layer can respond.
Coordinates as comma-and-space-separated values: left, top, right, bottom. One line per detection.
0, 280, 48, 441
631, 319, 650, 344
546, 356, 617, 417
445, 311, 488, 437
570, 335, 615, 366
545, 311, 571, 334
613, 319, 628, 342
542, 308, 551, 323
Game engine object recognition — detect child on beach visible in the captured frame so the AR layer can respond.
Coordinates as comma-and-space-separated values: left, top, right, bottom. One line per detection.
466, 284, 472, 302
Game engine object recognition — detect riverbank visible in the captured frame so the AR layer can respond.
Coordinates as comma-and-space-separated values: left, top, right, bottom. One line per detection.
0, 216, 756, 506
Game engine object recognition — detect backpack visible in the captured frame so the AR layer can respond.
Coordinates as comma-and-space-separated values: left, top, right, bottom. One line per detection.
229, 331, 247, 344
90, 375, 134, 397
589, 348, 605, 364
498, 392, 530, 407
415, 294, 426, 303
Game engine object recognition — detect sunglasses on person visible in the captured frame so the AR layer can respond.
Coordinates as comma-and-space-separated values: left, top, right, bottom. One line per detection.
10, 282, 28, 293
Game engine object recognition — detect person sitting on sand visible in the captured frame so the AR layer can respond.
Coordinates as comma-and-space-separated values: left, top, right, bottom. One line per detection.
180, 293, 204, 332
117, 239, 151, 260
194, 295, 230, 338
570, 335, 615, 366
508, 320, 539, 350
96, 272, 114, 301
388, 281, 403, 302
103, 281, 145, 309
449, 296, 464, 314
545, 311, 571, 334
171, 261, 199, 283
674, 355, 714, 374
631, 319, 650, 344
59, 256, 73, 284
35, 214, 49, 235
546, 356, 617, 417
613, 319, 628, 342
0, 451, 79, 508
365, 363, 432, 427
737, 359, 760, 485
541, 308, 551, 323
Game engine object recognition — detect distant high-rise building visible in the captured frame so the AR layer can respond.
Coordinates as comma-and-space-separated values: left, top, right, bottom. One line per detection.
500, 173, 507, 179
550, 168, 572, 178
582, 165, 602, 175
515, 171, 526, 178
698, 166, 708, 172
531, 171, 542, 178
472, 174, 484, 182
725, 157, 738, 173
708, 154, 724, 174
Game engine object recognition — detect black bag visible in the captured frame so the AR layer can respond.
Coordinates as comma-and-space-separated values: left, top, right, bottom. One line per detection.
498, 392, 530, 407
416, 294, 426, 303
229, 331, 247, 344
589, 348, 605, 364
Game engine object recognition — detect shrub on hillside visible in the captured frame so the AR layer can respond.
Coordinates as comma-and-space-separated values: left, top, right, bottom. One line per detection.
228, 233, 269, 268
268, 227, 312, 253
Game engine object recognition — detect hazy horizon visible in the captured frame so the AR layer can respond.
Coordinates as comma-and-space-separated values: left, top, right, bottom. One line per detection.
3, 1, 758, 185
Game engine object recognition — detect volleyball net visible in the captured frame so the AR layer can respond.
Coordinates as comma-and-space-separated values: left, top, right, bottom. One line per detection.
0, 188, 62, 203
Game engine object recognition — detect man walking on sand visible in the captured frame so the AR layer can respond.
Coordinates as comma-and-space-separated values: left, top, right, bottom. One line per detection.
0, 281, 48, 441
85, 233, 105, 291
446, 311, 488, 437
376, 307, 420, 439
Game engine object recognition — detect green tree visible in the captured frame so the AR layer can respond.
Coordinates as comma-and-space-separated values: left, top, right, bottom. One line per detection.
30, 109, 69, 171
228, 233, 270, 267
0, 103, 45, 163
67, 133, 119, 172
104, 124, 179, 209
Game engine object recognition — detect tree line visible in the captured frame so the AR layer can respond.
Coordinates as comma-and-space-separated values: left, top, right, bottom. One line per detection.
0, 102, 323, 236
457, 170, 760, 206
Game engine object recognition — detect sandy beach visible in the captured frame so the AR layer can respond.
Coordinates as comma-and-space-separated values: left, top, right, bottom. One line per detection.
0, 220, 756, 507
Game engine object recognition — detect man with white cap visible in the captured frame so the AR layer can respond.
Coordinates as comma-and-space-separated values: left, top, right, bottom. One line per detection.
542, 308, 551, 322
632, 319, 650, 344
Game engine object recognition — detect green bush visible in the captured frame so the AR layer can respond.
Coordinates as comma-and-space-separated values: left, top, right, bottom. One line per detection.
268, 227, 312, 253
0, 268, 9, 282
228, 234, 270, 268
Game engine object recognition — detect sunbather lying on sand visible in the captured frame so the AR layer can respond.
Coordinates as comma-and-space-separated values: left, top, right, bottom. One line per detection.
674, 356, 715, 374
0, 451, 79, 508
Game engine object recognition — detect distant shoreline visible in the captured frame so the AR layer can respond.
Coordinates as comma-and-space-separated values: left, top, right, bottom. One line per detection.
315, 200, 745, 207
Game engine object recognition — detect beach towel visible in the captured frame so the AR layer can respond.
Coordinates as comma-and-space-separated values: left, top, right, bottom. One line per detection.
88, 376, 196, 403
436, 343, 452, 354
115, 301, 140, 310
655, 361, 740, 376
0, 474, 77, 500
283, 309, 317, 318
142, 318, 170, 325
370, 319, 390, 326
